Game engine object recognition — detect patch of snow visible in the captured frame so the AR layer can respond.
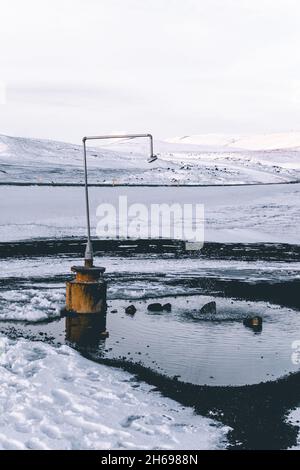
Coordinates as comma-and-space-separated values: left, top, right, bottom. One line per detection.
2, 256, 299, 285
286, 407, 300, 449
0, 336, 229, 450
0, 288, 63, 322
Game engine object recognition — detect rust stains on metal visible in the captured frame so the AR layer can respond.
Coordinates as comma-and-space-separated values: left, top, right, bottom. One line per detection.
66, 264, 107, 315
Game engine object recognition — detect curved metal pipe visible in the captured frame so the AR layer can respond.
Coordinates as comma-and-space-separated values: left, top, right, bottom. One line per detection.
82, 133, 156, 265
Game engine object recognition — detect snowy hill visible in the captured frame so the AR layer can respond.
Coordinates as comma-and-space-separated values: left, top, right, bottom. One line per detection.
168, 131, 300, 151
0, 133, 299, 185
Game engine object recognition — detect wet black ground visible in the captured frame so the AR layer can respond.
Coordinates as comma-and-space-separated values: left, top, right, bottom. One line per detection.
1, 239, 300, 449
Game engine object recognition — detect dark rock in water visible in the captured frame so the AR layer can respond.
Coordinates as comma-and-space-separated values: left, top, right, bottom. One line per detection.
147, 303, 163, 312
163, 303, 172, 312
243, 316, 263, 332
125, 305, 136, 315
200, 301, 217, 315
147, 303, 171, 312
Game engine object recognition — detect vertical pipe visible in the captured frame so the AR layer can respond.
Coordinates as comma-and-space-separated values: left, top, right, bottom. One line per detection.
149, 134, 154, 158
83, 138, 93, 266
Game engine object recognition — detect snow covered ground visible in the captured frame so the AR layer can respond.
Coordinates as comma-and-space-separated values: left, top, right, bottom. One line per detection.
0, 183, 299, 244
0, 336, 229, 450
0, 133, 299, 185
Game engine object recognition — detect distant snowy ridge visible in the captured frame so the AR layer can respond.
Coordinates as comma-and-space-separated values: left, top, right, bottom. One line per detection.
0, 133, 299, 184
168, 131, 300, 151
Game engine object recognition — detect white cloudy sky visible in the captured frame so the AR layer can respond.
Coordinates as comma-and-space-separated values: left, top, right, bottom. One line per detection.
0, 0, 300, 143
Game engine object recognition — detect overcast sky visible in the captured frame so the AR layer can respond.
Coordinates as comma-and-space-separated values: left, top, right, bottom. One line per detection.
1, 0, 300, 143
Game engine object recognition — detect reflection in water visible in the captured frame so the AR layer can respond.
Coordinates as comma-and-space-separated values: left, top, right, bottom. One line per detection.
65, 313, 108, 349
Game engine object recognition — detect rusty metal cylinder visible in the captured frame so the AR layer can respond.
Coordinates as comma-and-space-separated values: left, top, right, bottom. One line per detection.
66, 265, 107, 315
